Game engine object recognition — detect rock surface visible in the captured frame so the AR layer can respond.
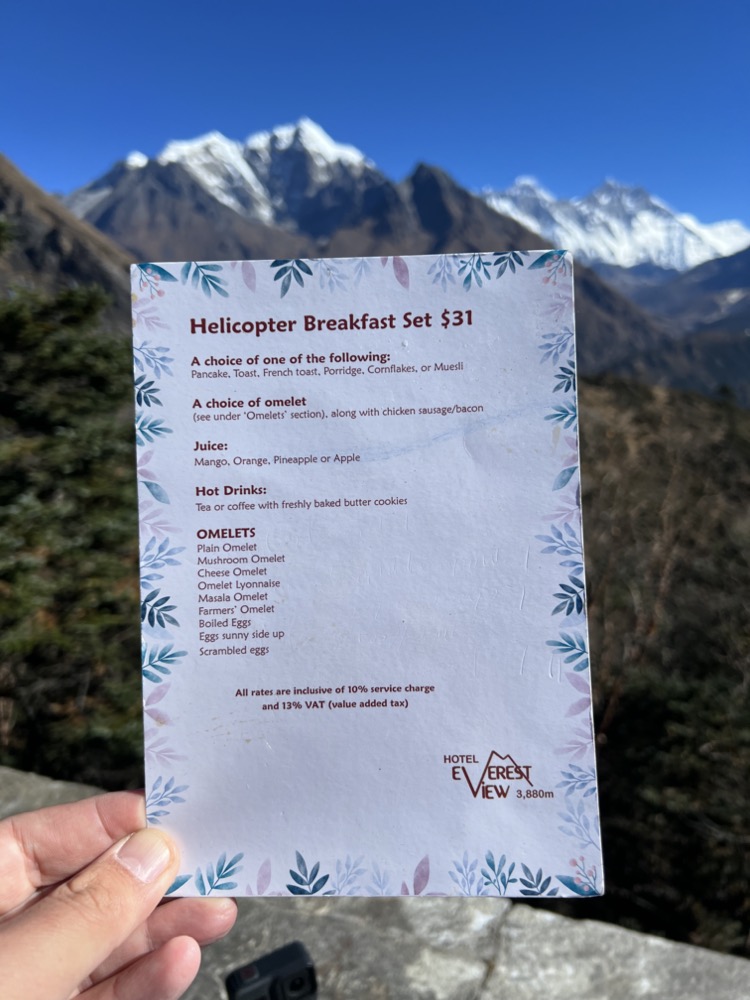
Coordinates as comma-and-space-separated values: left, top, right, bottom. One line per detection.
1, 766, 747, 999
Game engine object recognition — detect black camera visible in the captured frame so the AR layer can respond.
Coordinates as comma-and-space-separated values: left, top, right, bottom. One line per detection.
225, 941, 317, 1000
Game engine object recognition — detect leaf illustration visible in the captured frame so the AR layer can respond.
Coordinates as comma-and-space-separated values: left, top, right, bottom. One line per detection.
545, 403, 578, 428
288, 884, 310, 896
457, 254, 492, 289
552, 574, 586, 616
242, 260, 256, 291
271, 259, 312, 297
132, 301, 168, 331
538, 328, 574, 365
449, 853, 486, 896
567, 672, 590, 694
142, 264, 178, 282
141, 538, 185, 569
256, 859, 272, 895
165, 874, 191, 895
413, 855, 430, 895
493, 250, 529, 277
133, 343, 175, 377
556, 874, 598, 896
195, 852, 244, 895
222, 853, 244, 878
392, 256, 409, 288
529, 250, 567, 270
146, 774, 188, 822
135, 415, 173, 445
144, 706, 171, 726
181, 261, 229, 298
286, 852, 329, 895
141, 589, 179, 629
565, 697, 591, 717
145, 683, 169, 706
481, 852, 518, 895
144, 730, 186, 766
554, 365, 576, 393
134, 376, 162, 407
546, 631, 588, 670
142, 480, 170, 504
552, 466, 577, 491
427, 255, 457, 289
557, 765, 597, 797
202, 274, 229, 298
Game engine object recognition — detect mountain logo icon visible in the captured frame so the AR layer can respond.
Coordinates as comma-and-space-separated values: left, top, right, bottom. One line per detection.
445, 750, 534, 801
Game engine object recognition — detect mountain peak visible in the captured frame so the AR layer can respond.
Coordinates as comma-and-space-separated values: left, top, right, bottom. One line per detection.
125, 151, 147, 170
505, 175, 556, 203
485, 178, 750, 271
157, 130, 242, 165
149, 131, 272, 222
579, 180, 667, 216
245, 118, 370, 172
63, 120, 749, 275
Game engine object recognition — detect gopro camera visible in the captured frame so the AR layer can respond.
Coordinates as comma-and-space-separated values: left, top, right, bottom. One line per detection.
225, 941, 317, 1000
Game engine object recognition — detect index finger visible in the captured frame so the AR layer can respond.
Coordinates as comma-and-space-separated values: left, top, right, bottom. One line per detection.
0, 791, 146, 915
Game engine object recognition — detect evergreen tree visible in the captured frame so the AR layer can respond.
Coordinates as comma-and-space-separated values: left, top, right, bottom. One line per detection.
0, 279, 142, 786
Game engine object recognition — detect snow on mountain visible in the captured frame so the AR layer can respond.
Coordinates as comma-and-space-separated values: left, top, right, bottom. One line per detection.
65, 121, 748, 275
245, 117, 371, 183
156, 131, 274, 223
484, 178, 750, 272
125, 151, 148, 169
241, 118, 380, 229
65, 152, 149, 219
65, 118, 379, 233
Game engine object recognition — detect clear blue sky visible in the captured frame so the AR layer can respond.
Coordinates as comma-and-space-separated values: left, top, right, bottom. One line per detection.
2, 0, 748, 223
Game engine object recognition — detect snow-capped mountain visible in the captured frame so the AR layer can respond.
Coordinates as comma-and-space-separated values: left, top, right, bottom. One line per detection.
484, 177, 750, 272
156, 131, 274, 223
18, 121, 750, 402
66, 118, 389, 239
67, 121, 749, 279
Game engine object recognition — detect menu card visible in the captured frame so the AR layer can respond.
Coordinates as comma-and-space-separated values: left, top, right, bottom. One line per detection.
131, 251, 603, 899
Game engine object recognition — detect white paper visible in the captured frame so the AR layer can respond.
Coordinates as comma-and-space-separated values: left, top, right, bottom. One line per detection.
132, 252, 603, 899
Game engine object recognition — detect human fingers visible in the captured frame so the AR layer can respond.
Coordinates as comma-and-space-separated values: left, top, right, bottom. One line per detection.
0, 791, 145, 915
149, 895, 238, 946
1, 827, 178, 1000
83, 896, 237, 986
81, 936, 202, 1000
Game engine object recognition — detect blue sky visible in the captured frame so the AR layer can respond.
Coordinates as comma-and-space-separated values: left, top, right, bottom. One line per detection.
3, 0, 748, 223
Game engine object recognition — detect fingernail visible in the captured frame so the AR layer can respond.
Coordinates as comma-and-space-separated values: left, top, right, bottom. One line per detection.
115, 829, 173, 883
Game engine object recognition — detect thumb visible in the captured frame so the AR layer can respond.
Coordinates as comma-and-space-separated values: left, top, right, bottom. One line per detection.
2, 828, 180, 1000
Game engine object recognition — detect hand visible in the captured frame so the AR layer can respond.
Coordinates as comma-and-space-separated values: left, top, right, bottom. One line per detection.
0, 791, 237, 999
